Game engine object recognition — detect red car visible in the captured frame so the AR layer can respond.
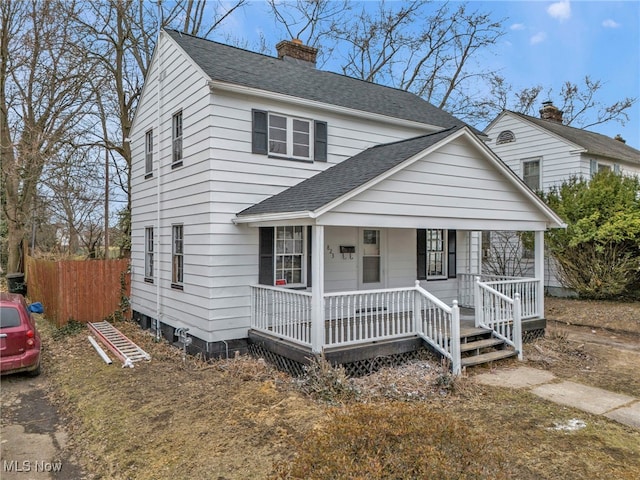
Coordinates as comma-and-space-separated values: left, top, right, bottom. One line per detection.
0, 292, 41, 376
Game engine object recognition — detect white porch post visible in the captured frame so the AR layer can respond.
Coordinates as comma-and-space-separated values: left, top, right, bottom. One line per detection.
534, 230, 545, 318
311, 225, 325, 354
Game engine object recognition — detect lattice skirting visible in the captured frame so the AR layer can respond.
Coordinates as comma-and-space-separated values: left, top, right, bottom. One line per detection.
248, 342, 307, 377
523, 328, 545, 343
249, 341, 432, 378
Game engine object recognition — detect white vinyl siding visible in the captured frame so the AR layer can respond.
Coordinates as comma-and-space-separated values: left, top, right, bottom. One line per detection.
327, 136, 551, 231
486, 114, 584, 190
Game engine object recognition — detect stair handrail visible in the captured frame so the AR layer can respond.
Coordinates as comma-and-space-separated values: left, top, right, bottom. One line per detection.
474, 277, 523, 359
414, 281, 461, 375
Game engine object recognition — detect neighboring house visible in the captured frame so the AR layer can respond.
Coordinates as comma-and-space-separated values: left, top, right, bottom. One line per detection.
484, 103, 640, 294
129, 30, 564, 373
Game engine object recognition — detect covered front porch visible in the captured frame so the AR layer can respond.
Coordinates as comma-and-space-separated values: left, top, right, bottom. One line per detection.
249, 266, 545, 374
235, 127, 565, 374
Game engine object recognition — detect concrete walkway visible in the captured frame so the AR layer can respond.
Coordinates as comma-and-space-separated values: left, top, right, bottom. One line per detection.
474, 366, 640, 429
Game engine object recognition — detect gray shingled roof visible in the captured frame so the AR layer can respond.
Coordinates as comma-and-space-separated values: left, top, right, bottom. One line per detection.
238, 126, 462, 217
164, 29, 465, 129
509, 111, 640, 165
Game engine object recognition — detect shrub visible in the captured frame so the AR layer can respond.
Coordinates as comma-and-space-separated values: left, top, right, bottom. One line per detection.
545, 171, 640, 299
297, 355, 359, 404
271, 402, 509, 480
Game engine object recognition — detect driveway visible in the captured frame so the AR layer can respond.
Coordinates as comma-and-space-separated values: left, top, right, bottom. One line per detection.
1, 373, 84, 479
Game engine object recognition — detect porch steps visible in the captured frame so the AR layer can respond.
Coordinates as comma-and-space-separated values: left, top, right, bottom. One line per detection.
461, 349, 517, 368
459, 324, 517, 369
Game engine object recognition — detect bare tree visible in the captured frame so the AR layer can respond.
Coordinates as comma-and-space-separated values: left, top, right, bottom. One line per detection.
488, 75, 636, 129
1, 0, 96, 273
41, 145, 105, 256
329, 1, 505, 124
166, 0, 248, 38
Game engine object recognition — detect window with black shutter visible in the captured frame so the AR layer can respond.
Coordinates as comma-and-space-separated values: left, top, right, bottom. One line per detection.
416, 229, 456, 280
252, 109, 327, 163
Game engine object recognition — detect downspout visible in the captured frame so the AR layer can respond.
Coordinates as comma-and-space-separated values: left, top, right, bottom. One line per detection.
155, 1, 163, 341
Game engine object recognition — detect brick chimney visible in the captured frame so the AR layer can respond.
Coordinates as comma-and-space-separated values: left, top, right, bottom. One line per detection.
539, 101, 563, 123
276, 39, 318, 67
614, 134, 626, 144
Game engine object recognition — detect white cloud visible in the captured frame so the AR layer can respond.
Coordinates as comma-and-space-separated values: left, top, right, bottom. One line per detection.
547, 1, 571, 21
602, 19, 621, 28
530, 32, 547, 45
510, 23, 526, 31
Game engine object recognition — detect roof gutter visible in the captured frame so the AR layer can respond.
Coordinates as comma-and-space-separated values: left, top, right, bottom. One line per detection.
233, 210, 317, 225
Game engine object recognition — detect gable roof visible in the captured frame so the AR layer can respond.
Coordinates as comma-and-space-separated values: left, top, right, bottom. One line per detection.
164, 29, 466, 130
500, 111, 640, 165
237, 127, 462, 217
236, 126, 565, 229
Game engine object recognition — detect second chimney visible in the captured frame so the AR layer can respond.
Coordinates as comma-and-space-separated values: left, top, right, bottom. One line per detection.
539, 101, 563, 123
276, 39, 318, 67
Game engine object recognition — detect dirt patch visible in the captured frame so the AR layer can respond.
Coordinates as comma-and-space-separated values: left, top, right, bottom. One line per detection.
545, 296, 640, 334
523, 297, 640, 397
38, 297, 640, 479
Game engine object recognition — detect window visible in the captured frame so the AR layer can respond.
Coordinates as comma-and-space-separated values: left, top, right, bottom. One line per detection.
172, 225, 183, 288
268, 114, 311, 160
496, 130, 516, 145
252, 110, 327, 162
172, 111, 183, 167
427, 229, 445, 277
144, 227, 154, 281
362, 229, 381, 284
0, 307, 21, 328
275, 226, 305, 286
522, 158, 541, 190
417, 229, 456, 280
259, 226, 312, 287
145, 130, 153, 177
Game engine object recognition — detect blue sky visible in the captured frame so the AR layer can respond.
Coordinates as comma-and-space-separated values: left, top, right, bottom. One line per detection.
212, 1, 640, 148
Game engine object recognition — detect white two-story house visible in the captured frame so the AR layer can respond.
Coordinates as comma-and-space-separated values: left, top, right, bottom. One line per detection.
129, 30, 564, 373
484, 103, 640, 295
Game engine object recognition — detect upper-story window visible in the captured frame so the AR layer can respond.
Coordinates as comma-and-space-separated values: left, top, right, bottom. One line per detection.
496, 130, 516, 145
145, 130, 153, 177
252, 109, 327, 162
522, 158, 541, 190
172, 111, 183, 168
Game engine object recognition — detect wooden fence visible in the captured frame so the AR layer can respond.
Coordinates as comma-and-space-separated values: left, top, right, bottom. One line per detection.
25, 256, 130, 327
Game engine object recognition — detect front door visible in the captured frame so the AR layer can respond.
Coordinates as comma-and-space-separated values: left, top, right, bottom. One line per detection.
359, 229, 385, 289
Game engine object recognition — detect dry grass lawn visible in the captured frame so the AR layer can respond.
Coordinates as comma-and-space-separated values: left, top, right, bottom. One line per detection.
38, 296, 640, 479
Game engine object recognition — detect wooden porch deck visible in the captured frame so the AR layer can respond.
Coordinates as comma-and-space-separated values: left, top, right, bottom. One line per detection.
248, 310, 546, 373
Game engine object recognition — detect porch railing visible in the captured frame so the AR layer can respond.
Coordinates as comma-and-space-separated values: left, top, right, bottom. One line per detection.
414, 281, 461, 374
251, 283, 462, 375
324, 287, 415, 347
250, 285, 312, 347
474, 278, 523, 360
459, 273, 539, 318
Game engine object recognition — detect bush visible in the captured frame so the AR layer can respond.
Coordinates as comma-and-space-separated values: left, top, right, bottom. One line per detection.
271, 402, 509, 480
545, 171, 640, 299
